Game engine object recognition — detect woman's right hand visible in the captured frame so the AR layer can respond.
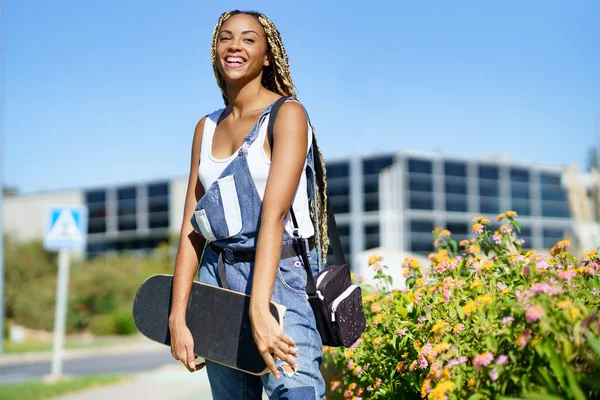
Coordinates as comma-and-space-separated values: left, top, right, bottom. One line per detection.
169, 321, 205, 372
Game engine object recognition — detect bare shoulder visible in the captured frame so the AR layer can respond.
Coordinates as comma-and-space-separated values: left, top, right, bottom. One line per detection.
274, 101, 308, 132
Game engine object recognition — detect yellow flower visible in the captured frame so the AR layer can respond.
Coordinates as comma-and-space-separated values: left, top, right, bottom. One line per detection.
472, 223, 484, 234
468, 377, 475, 388
496, 212, 506, 221
468, 244, 481, 254
345, 349, 354, 358
442, 367, 451, 380
584, 250, 598, 260
500, 288, 510, 296
415, 278, 425, 287
557, 300, 572, 309
368, 254, 382, 264
402, 267, 410, 278
481, 260, 493, 271
462, 301, 477, 315
430, 380, 456, 400
409, 258, 420, 269
473, 216, 491, 225
348, 382, 357, 391
470, 279, 482, 289
431, 321, 449, 333
570, 307, 580, 318
414, 340, 422, 350
476, 295, 493, 305
421, 378, 432, 398
506, 210, 517, 217
402, 352, 408, 358
330, 380, 341, 391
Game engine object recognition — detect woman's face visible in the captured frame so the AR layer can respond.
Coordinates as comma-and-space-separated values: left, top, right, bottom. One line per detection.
216, 13, 269, 85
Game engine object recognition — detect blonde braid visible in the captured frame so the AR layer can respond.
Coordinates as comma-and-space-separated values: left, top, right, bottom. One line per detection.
209, 10, 330, 259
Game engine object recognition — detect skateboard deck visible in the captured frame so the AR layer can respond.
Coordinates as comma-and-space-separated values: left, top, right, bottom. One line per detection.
132, 274, 286, 375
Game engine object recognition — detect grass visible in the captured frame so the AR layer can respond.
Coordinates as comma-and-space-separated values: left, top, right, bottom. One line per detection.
0, 374, 130, 400
2, 335, 141, 354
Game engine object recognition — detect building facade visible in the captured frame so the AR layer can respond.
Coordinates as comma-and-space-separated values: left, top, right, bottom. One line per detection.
4, 151, 576, 265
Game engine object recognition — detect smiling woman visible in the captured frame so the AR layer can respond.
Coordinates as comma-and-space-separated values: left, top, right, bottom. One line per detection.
166, 9, 329, 400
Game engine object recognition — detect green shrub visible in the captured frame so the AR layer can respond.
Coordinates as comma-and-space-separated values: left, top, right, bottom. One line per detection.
89, 315, 116, 336
325, 212, 600, 400
112, 310, 137, 335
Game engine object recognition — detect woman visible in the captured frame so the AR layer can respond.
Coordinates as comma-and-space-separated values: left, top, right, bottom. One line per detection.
167, 10, 330, 399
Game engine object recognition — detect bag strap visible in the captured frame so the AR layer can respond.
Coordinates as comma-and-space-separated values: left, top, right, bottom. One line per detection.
267, 97, 347, 266
267, 97, 347, 298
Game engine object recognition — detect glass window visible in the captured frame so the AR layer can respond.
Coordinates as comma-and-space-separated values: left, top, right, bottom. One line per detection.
363, 175, 379, 194
510, 168, 529, 183
445, 181, 467, 195
117, 187, 137, 201
539, 173, 561, 185
327, 179, 350, 197
410, 220, 434, 233
479, 197, 500, 214
88, 219, 106, 234
541, 202, 570, 218
408, 158, 432, 174
511, 185, 530, 199
364, 225, 380, 249
118, 199, 136, 216
330, 196, 350, 214
325, 162, 350, 179
445, 222, 468, 235
410, 237, 434, 255
479, 180, 499, 197
408, 192, 434, 210
364, 193, 380, 212
541, 186, 567, 202
118, 215, 137, 231
363, 156, 394, 175
149, 213, 169, 229
149, 197, 169, 214
446, 196, 468, 212
543, 227, 565, 249
478, 165, 499, 180
337, 225, 350, 237
444, 161, 467, 177
86, 190, 106, 204
148, 182, 169, 197
511, 199, 531, 216
88, 203, 106, 219
408, 176, 433, 192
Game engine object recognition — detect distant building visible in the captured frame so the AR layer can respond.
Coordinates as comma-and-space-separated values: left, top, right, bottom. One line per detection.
3, 150, 578, 267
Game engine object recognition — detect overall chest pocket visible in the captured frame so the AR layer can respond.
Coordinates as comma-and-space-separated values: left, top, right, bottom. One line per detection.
191, 174, 243, 242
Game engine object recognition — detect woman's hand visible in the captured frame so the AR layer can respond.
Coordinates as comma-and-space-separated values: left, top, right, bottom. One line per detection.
169, 321, 206, 373
250, 307, 298, 378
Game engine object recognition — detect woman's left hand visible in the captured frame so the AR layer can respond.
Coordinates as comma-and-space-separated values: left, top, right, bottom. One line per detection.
250, 307, 299, 378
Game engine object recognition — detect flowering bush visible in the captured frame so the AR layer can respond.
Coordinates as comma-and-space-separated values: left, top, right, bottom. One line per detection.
324, 212, 600, 400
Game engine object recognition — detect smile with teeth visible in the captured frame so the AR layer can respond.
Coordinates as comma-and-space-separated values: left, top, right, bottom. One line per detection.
225, 56, 246, 67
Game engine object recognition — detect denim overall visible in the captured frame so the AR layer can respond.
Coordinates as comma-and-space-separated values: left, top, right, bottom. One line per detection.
191, 100, 326, 399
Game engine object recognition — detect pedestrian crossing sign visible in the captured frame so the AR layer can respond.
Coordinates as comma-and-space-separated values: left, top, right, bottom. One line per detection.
44, 206, 88, 251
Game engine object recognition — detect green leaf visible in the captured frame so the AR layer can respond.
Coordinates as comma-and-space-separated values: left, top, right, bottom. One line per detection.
467, 394, 485, 400
522, 394, 565, 400
512, 219, 521, 233
450, 239, 458, 255
545, 343, 567, 390
536, 366, 559, 394
564, 367, 586, 400
585, 331, 600, 356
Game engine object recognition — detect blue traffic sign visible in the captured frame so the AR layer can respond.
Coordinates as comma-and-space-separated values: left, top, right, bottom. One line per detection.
44, 206, 88, 251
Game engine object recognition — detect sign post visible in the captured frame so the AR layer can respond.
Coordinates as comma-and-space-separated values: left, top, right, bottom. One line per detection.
43, 206, 88, 381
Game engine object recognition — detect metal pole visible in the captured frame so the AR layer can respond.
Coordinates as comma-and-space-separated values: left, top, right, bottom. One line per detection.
0, 0, 5, 354
50, 249, 70, 379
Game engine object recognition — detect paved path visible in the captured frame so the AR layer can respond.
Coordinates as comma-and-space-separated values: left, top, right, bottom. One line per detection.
50, 363, 215, 400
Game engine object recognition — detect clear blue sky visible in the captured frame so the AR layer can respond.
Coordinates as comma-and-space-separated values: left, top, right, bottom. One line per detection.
3, 0, 599, 193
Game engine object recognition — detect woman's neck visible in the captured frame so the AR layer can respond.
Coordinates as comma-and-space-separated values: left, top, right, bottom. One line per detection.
226, 79, 266, 119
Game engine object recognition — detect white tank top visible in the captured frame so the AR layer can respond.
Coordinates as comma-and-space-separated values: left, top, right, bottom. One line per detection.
198, 106, 315, 239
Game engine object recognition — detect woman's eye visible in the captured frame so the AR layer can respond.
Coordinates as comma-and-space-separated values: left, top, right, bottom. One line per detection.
244, 38, 255, 43
219, 37, 231, 42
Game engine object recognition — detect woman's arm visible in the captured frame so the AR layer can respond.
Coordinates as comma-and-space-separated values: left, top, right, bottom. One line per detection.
168, 116, 207, 372
250, 101, 309, 378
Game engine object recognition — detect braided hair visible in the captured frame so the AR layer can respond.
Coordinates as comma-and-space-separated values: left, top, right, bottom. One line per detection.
210, 10, 330, 259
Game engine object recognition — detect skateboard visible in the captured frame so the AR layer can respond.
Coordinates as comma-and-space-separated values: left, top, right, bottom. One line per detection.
132, 274, 286, 375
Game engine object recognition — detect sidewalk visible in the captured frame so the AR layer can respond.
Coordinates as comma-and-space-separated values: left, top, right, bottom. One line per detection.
50, 363, 214, 400
0, 335, 162, 366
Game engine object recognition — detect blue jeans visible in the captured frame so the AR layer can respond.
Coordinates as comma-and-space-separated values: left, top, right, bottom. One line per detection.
199, 245, 326, 399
